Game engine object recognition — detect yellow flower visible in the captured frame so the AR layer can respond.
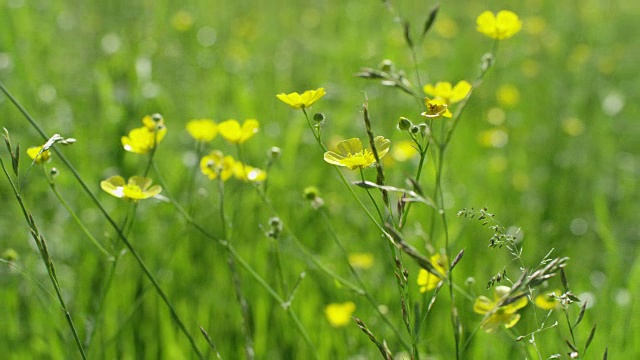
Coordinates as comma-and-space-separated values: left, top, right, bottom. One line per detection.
26, 146, 52, 164
186, 119, 218, 142
233, 162, 267, 182
276, 88, 326, 109
348, 253, 375, 270
423, 81, 472, 105
121, 114, 167, 154
100, 175, 162, 201
476, 10, 522, 40
218, 119, 259, 144
417, 253, 447, 293
534, 290, 562, 310
323, 136, 390, 170
324, 302, 356, 327
473, 285, 528, 333
200, 150, 236, 181
421, 98, 452, 119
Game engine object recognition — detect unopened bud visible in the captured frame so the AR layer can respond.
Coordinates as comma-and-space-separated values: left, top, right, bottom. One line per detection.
269, 146, 281, 159
397, 117, 412, 131
313, 113, 325, 123
410, 125, 420, 134
379, 59, 394, 72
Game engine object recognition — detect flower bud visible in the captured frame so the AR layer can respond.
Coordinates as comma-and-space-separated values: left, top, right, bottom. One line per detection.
410, 125, 420, 134
397, 117, 412, 131
50, 167, 59, 177
379, 59, 394, 72
269, 146, 281, 159
313, 113, 325, 123
303, 186, 319, 200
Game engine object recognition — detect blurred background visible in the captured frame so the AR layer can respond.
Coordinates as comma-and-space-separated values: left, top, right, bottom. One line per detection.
1, 0, 639, 358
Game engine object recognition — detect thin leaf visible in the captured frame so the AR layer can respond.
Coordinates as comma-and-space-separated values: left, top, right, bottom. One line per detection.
421, 5, 439, 38
584, 324, 597, 353
403, 20, 413, 48
573, 300, 588, 328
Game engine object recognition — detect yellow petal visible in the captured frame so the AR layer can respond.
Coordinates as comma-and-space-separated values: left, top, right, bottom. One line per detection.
336, 138, 363, 156
186, 119, 218, 142
323, 151, 347, 166
218, 120, 242, 143
503, 313, 521, 329
373, 136, 390, 159
450, 80, 472, 103
473, 296, 494, 315
240, 119, 259, 143
100, 176, 126, 198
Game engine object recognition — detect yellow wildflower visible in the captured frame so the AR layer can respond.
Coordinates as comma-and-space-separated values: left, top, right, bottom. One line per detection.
476, 10, 522, 40
421, 98, 452, 119
26, 146, 52, 164
423, 81, 472, 105
473, 285, 528, 333
276, 88, 326, 109
186, 119, 218, 142
218, 119, 259, 144
324, 302, 356, 327
534, 290, 562, 310
323, 136, 390, 170
121, 114, 167, 154
348, 253, 375, 270
200, 150, 236, 181
417, 253, 447, 293
233, 162, 267, 182
100, 175, 162, 201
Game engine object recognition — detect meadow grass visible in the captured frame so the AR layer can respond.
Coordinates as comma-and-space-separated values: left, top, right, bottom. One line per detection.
1, 0, 639, 358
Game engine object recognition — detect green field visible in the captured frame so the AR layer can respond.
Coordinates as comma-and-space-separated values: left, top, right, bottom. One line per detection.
1, 0, 639, 358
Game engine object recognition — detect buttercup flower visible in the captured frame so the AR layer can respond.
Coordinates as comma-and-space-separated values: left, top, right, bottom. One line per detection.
27, 145, 52, 164
421, 98, 452, 119
100, 175, 162, 201
233, 162, 267, 182
417, 253, 447, 293
200, 150, 236, 181
277, 88, 326, 109
323, 136, 390, 170
423, 81, 472, 105
324, 301, 356, 327
186, 119, 218, 142
476, 10, 522, 40
534, 290, 562, 310
121, 114, 167, 154
473, 285, 528, 333
218, 119, 259, 144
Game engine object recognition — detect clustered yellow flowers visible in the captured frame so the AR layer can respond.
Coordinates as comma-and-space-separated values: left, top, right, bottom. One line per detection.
100, 175, 162, 201
476, 10, 522, 40
200, 150, 266, 182
121, 114, 167, 154
277, 88, 326, 109
417, 253, 447, 293
27, 145, 52, 164
473, 285, 528, 333
323, 136, 390, 170
324, 301, 356, 328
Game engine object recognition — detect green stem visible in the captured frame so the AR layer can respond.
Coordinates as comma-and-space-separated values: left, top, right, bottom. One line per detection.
0, 157, 87, 360
0, 83, 204, 359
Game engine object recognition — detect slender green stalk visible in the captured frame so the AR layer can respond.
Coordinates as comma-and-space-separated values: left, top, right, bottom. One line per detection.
0, 156, 87, 359
319, 209, 412, 352
0, 83, 204, 359
43, 166, 111, 257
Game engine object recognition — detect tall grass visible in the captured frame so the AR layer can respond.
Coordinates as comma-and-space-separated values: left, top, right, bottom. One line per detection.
1, 0, 638, 358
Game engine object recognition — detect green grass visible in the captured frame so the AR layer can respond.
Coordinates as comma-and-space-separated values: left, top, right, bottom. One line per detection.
1, 0, 639, 358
